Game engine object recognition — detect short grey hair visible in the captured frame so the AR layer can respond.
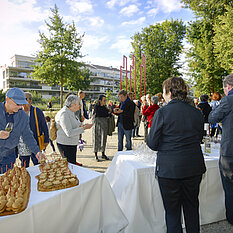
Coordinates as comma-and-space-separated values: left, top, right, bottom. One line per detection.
151, 96, 159, 104
223, 74, 233, 88
64, 95, 81, 108
24, 92, 32, 100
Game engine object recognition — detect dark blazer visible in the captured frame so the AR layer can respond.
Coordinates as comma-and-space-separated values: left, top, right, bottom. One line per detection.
29, 105, 49, 146
208, 93, 233, 179
117, 100, 135, 130
147, 99, 206, 179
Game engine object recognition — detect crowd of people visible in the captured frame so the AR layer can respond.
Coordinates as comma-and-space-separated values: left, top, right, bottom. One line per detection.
1, 73, 233, 232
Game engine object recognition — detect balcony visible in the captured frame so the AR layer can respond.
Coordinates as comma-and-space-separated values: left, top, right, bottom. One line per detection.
9, 84, 42, 89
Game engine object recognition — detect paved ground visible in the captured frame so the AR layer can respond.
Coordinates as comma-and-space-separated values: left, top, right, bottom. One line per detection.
43, 120, 232, 233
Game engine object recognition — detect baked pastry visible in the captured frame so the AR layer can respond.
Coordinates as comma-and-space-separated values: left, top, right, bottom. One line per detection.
36, 158, 79, 192
0, 166, 31, 216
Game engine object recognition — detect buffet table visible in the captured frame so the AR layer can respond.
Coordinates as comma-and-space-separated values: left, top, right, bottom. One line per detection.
0, 164, 128, 233
105, 144, 225, 233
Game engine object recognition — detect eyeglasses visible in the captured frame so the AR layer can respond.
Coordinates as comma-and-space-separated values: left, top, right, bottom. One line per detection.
25, 97, 32, 100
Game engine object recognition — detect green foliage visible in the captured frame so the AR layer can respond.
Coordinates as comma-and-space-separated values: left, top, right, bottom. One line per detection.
0, 89, 6, 102
130, 19, 186, 97
33, 5, 90, 107
185, 20, 225, 94
214, 5, 233, 73
30, 91, 43, 102
67, 67, 92, 92
106, 90, 112, 101
182, 0, 231, 95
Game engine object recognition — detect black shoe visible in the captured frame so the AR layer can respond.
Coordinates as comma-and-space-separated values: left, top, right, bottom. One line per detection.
102, 155, 110, 160
136, 135, 142, 137
95, 155, 100, 162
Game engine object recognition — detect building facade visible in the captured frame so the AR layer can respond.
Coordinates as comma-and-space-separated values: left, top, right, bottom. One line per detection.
0, 55, 121, 100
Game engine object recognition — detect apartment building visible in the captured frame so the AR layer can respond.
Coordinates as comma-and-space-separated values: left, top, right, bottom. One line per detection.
0, 54, 122, 100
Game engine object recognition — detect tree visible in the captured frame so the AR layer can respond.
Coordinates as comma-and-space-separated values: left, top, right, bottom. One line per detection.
185, 20, 225, 94
0, 89, 5, 102
130, 19, 186, 96
33, 5, 91, 107
214, 5, 233, 72
66, 67, 92, 93
181, 0, 232, 95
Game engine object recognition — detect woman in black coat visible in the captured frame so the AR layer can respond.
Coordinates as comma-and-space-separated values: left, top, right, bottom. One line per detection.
92, 95, 111, 161
147, 77, 206, 233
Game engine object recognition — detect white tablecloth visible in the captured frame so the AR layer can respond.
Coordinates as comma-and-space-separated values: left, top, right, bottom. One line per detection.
105, 145, 225, 233
0, 164, 128, 233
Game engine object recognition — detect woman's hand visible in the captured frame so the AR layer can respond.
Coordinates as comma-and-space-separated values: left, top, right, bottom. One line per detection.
83, 123, 93, 130
0, 130, 10, 139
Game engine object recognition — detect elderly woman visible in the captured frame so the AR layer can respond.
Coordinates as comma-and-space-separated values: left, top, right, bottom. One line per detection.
142, 96, 160, 128
55, 95, 92, 165
147, 77, 206, 233
92, 94, 111, 161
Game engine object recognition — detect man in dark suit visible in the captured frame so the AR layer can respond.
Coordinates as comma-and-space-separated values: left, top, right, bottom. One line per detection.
114, 90, 135, 151
147, 77, 206, 233
209, 74, 233, 225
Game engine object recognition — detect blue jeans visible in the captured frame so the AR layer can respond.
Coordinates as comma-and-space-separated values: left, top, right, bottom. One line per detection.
220, 169, 233, 225
19, 153, 39, 168
132, 125, 139, 137
118, 123, 132, 151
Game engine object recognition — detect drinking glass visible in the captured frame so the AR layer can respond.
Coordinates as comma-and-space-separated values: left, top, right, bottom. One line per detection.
5, 122, 13, 132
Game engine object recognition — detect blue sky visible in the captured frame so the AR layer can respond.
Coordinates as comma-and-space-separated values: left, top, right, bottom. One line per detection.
0, 0, 195, 69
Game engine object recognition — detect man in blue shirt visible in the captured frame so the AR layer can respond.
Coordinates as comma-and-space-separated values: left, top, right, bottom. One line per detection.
0, 88, 45, 173
209, 74, 233, 225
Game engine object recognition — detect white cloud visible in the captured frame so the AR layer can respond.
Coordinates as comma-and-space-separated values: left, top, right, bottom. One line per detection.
120, 4, 139, 17
0, 0, 48, 27
110, 36, 132, 55
146, 0, 181, 14
83, 56, 121, 68
82, 34, 109, 52
159, 0, 181, 13
66, 0, 93, 14
0, 0, 49, 65
147, 8, 158, 17
0, 25, 40, 65
106, 0, 138, 9
121, 16, 146, 26
87, 17, 104, 27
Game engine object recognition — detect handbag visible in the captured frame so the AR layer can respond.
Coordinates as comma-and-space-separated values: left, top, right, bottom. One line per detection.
34, 107, 45, 151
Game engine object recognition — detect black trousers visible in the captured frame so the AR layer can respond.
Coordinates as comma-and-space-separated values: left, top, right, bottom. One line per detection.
57, 143, 77, 165
158, 175, 202, 233
220, 170, 233, 225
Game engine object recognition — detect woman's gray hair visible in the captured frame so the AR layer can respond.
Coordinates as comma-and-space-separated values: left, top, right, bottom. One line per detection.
64, 95, 81, 108
151, 96, 159, 104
